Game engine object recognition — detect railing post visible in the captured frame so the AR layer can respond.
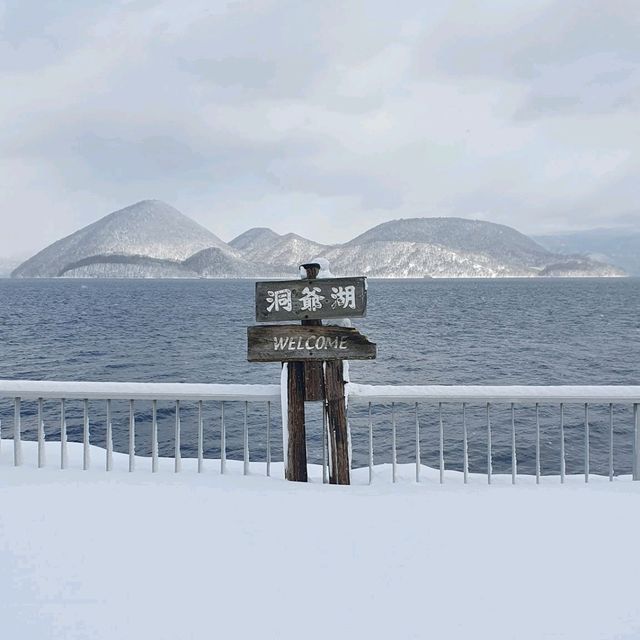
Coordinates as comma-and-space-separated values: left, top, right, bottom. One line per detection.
151, 400, 158, 473
633, 403, 639, 481
83, 399, 90, 470
197, 400, 204, 474
220, 401, 226, 475
415, 402, 420, 483
560, 403, 565, 484
267, 401, 272, 478
174, 400, 181, 473
60, 398, 68, 470
243, 401, 249, 476
391, 402, 397, 483
106, 399, 113, 472
367, 402, 373, 485
14, 397, 22, 466
129, 399, 135, 473
608, 403, 614, 481
37, 397, 45, 468
438, 402, 444, 484
511, 403, 517, 485
584, 403, 589, 483
486, 403, 492, 485
462, 402, 468, 484
535, 403, 540, 484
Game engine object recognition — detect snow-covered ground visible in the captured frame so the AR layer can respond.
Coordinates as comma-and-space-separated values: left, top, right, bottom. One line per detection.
2, 441, 640, 640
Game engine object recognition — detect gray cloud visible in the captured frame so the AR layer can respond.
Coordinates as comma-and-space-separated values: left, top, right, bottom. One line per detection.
0, 0, 639, 258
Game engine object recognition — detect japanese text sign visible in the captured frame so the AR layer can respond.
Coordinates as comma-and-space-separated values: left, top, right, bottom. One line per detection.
255, 277, 367, 322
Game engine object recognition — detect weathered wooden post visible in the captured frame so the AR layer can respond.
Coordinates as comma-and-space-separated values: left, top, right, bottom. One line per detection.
286, 359, 307, 482
288, 261, 323, 482
248, 265, 375, 483
301, 262, 325, 402
324, 359, 350, 484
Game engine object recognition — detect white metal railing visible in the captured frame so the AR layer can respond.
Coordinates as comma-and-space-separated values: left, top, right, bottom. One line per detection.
346, 384, 640, 484
0, 380, 279, 475
1, 380, 639, 484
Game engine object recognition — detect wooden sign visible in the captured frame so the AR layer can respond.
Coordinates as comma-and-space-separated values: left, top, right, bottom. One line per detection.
247, 325, 376, 362
255, 277, 367, 322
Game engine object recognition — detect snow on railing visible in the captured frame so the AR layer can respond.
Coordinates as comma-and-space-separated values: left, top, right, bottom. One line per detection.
1, 380, 639, 483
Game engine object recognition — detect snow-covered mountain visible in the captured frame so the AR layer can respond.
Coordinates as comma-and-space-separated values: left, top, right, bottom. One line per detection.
230, 218, 621, 278
12, 200, 261, 278
347, 218, 551, 267
12, 204, 625, 279
318, 217, 623, 277
322, 241, 517, 278
229, 227, 282, 253
230, 228, 328, 268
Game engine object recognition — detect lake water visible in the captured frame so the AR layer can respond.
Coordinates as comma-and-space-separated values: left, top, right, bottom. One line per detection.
1, 278, 639, 476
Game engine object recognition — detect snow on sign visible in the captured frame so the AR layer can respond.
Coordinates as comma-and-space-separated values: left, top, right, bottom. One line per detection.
255, 277, 367, 322
247, 325, 377, 362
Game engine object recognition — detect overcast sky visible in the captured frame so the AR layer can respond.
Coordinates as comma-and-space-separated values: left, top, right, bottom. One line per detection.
1, 0, 639, 258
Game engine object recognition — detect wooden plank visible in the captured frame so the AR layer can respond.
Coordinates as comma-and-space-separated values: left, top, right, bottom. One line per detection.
286, 362, 308, 482
304, 360, 325, 401
255, 277, 367, 322
324, 360, 350, 485
247, 325, 376, 362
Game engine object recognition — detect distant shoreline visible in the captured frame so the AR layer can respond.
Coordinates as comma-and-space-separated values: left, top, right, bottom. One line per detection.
1, 274, 633, 281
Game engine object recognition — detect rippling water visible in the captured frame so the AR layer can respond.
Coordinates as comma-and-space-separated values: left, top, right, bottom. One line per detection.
1, 278, 639, 476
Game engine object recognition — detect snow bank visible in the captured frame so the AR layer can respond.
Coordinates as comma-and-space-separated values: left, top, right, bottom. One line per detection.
1, 442, 640, 640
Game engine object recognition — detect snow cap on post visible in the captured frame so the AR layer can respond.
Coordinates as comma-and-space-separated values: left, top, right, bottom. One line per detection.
299, 258, 351, 328
299, 257, 333, 279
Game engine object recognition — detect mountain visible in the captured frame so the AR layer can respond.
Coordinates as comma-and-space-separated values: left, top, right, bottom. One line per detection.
12, 200, 256, 278
537, 258, 627, 277
346, 218, 552, 269
322, 218, 622, 278
183, 247, 286, 278
229, 227, 282, 253
322, 241, 517, 277
229, 218, 622, 278
534, 228, 640, 276
230, 229, 328, 268
13, 204, 625, 279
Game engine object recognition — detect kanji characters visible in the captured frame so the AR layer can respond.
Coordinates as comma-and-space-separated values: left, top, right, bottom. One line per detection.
266, 288, 293, 312
300, 286, 325, 311
330, 285, 356, 310
263, 282, 360, 315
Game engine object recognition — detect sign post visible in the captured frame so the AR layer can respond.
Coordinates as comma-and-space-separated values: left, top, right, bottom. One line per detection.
248, 263, 376, 484
301, 265, 324, 403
